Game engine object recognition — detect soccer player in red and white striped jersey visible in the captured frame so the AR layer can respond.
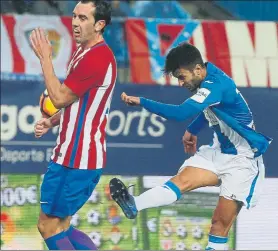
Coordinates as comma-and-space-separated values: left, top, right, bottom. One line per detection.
52, 40, 116, 170
31, 1, 116, 250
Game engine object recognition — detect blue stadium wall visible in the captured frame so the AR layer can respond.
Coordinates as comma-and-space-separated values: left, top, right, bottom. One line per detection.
1, 81, 277, 177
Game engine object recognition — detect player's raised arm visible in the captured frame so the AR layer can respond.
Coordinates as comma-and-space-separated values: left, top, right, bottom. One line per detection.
121, 41, 223, 122
29, 28, 79, 109
121, 83, 222, 122
139, 96, 201, 121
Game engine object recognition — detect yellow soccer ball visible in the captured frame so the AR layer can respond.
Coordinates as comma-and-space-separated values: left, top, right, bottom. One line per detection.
39, 90, 60, 118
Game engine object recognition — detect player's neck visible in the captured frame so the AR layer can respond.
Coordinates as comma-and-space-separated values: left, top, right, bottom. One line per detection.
81, 34, 104, 50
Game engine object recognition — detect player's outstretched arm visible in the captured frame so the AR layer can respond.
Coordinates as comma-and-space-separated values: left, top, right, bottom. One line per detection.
139, 97, 201, 121
121, 92, 201, 121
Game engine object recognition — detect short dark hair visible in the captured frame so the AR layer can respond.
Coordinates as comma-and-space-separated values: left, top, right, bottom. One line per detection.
163, 42, 205, 75
80, 0, 112, 32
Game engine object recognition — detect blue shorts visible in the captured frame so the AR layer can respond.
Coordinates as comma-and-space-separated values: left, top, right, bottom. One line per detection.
40, 161, 102, 218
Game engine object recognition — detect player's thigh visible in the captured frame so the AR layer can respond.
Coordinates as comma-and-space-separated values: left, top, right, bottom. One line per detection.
172, 145, 219, 192
64, 168, 103, 216
210, 196, 242, 236
178, 145, 217, 174
171, 166, 219, 192
41, 161, 102, 218
40, 160, 68, 218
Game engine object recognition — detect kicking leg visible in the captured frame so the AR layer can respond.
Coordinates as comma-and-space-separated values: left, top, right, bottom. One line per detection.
110, 166, 218, 219
206, 196, 242, 250
37, 211, 75, 250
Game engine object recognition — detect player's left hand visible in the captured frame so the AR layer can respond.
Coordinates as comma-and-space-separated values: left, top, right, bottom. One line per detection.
121, 92, 140, 106
182, 130, 197, 154
29, 27, 52, 60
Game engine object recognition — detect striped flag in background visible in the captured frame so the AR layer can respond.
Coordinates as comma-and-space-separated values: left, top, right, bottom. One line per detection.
125, 19, 278, 88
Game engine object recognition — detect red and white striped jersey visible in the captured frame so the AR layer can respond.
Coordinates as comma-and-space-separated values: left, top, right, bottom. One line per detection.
51, 41, 117, 169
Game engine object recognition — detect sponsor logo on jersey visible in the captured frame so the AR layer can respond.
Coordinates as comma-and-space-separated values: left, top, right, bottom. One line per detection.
191, 88, 211, 103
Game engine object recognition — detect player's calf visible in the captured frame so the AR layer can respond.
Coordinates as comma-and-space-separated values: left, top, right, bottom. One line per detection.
206, 197, 242, 250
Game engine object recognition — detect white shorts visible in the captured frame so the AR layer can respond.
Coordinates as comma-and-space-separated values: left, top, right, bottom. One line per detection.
179, 145, 265, 209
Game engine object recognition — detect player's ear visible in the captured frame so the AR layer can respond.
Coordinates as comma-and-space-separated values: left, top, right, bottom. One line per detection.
194, 64, 202, 76
95, 20, 106, 32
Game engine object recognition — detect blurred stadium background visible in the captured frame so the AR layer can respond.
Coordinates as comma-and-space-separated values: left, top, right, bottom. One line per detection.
1, 0, 278, 250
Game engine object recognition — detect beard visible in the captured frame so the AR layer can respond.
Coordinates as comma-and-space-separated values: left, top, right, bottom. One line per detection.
185, 79, 201, 92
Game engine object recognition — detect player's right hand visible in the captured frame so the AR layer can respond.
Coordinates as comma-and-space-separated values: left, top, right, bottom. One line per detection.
34, 118, 52, 138
121, 92, 140, 106
182, 130, 197, 154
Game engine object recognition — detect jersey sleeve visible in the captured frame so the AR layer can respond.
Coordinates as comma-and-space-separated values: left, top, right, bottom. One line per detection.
64, 52, 102, 97
139, 78, 223, 122
139, 98, 200, 121
185, 78, 223, 110
187, 112, 208, 135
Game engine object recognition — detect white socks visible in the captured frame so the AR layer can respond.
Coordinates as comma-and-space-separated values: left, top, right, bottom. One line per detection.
206, 234, 228, 250
133, 180, 182, 211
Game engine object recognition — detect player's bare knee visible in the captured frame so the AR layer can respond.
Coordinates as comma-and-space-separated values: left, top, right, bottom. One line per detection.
37, 213, 48, 235
37, 216, 63, 238
62, 217, 72, 232
37, 218, 47, 235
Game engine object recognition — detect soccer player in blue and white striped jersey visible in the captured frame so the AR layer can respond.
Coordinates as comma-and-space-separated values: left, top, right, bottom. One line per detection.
109, 42, 272, 250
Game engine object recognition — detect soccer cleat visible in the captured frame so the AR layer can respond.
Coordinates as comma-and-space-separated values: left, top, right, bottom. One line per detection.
109, 178, 138, 219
